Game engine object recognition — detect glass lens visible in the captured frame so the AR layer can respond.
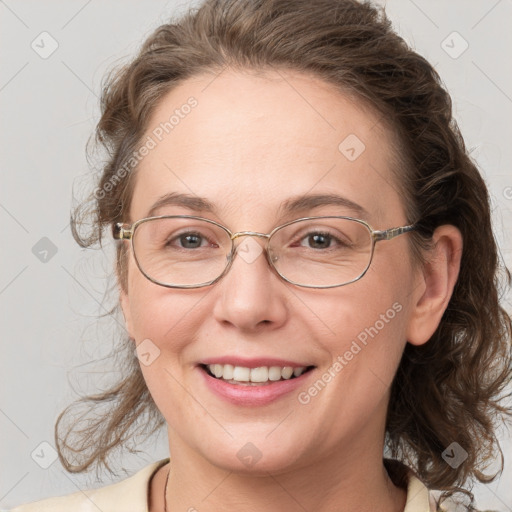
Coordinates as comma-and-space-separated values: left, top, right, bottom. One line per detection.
269, 218, 373, 286
132, 217, 232, 286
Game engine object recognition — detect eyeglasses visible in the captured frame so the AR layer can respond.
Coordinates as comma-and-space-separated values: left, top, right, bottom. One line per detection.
113, 215, 416, 289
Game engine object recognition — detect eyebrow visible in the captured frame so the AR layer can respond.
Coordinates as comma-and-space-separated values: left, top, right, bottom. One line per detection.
278, 193, 368, 218
147, 192, 216, 218
146, 192, 368, 219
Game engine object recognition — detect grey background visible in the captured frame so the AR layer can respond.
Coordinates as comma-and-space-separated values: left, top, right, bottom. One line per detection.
1, 0, 511, 510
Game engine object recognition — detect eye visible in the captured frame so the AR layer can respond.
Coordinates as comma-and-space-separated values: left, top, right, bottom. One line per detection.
166, 231, 216, 249
177, 232, 204, 249
296, 230, 351, 250
301, 232, 334, 249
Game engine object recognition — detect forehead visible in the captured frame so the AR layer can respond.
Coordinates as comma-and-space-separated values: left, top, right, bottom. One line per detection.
129, 68, 405, 227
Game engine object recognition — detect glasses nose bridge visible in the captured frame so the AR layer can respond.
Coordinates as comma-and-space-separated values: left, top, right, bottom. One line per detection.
229, 231, 273, 264
230, 231, 270, 242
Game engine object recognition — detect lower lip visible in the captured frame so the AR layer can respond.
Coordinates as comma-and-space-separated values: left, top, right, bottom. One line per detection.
198, 366, 314, 406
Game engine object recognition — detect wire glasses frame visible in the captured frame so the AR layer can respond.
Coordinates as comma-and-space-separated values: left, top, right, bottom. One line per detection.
113, 215, 416, 289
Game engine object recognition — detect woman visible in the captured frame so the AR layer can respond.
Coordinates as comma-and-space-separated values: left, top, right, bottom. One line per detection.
11, 0, 511, 510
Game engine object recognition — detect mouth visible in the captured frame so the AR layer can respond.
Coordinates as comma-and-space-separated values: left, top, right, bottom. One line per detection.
199, 363, 316, 386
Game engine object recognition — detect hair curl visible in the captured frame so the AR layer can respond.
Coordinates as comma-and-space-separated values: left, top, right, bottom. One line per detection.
57, 0, 512, 508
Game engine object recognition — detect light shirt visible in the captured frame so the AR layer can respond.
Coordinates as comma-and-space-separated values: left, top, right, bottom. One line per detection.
10, 458, 440, 511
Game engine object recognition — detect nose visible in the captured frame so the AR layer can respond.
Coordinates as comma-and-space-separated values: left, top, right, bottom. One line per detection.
212, 235, 288, 332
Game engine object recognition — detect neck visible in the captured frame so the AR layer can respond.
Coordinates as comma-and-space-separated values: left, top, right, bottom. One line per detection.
161, 430, 407, 512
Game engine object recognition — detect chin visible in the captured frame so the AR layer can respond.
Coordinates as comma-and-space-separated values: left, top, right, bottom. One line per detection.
194, 434, 307, 476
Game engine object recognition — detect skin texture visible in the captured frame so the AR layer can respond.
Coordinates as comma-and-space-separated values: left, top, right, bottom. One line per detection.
120, 69, 462, 512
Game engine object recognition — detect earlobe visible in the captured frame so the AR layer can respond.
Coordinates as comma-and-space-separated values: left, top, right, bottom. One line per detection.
406, 225, 463, 346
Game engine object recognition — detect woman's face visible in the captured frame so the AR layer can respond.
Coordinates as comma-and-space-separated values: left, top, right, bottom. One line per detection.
120, 69, 422, 473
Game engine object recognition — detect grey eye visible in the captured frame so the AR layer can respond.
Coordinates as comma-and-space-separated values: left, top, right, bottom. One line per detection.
178, 233, 203, 248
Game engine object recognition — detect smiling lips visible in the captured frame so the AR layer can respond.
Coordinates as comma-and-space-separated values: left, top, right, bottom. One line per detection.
198, 358, 316, 405
203, 363, 313, 384
199, 357, 315, 386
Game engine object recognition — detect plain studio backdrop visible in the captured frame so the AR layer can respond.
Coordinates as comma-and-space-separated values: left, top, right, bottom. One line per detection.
1, 0, 511, 510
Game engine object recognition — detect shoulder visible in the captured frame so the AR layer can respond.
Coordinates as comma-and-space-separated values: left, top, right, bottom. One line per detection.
404, 471, 439, 512
9, 458, 169, 512
385, 458, 447, 512
395, 461, 479, 512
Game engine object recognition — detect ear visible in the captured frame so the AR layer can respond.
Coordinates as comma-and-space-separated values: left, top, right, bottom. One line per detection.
406, 225, 463, 346
116, 245, 135, 339
119, 287, 135, 340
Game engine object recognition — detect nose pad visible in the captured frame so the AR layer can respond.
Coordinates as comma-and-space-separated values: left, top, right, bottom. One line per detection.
268, 246, 279, 263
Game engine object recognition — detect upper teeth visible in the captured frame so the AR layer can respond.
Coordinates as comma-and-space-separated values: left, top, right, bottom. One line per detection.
206, 364, 307, 383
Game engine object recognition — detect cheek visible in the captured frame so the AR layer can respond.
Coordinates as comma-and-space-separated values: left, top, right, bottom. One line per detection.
125, 258, 213, 375
349, 272, 413, 377
314, 269, 407, 341
125, 276, 209, 413
313, 267, 410, 386
128, 283, 204, 344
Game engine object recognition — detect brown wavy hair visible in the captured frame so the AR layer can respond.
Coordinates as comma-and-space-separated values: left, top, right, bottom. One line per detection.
57, 0, 512, 508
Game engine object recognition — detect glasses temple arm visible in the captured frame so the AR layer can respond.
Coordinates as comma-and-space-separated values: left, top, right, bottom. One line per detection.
373, 224, 416, 242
